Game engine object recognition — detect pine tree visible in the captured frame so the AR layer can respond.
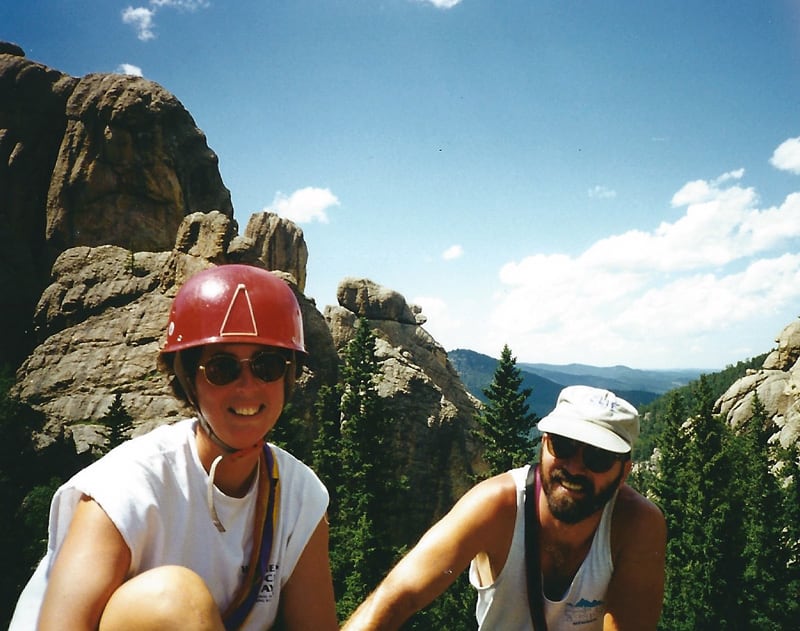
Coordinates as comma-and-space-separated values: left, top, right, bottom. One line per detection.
735, 393, 787, 629
268, 401, 311, 461
651, 391, 696, 631
101, 393, 135, 451
654, 378, 746, 630
333, 318, 404, 620
680, 376, 742, 629
475, 344, 538, 476
310, 384, 343, 509
775, 439, 800, 628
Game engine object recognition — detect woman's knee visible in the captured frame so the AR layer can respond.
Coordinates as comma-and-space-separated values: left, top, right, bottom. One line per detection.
99, 565, 224, 631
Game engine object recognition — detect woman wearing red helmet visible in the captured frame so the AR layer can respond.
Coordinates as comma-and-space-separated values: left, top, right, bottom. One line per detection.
11, 265, 337, 630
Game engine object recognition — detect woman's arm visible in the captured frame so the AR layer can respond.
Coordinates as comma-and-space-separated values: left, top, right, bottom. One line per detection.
38, 495, 131, 631
278, 516, 338, 630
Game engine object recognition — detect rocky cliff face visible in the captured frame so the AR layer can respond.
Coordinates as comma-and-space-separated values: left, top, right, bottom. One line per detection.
328, 278, 485, 520
715, 319, 800, 449
0, 44, 232, 368
2, 44, 482, 535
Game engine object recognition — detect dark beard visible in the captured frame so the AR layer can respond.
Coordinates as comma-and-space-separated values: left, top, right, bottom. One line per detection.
542, 466, 624, 525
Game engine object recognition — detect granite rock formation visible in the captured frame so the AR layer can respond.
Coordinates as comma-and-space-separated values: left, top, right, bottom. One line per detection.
0, 44, 232, 368
328, 278, 485, 521
715, 319, 800, 449
12, 211, 328, 450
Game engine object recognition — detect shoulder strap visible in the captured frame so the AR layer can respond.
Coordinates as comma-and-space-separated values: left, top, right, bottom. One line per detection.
223, 445, 281, 630
525, 465, 548, 631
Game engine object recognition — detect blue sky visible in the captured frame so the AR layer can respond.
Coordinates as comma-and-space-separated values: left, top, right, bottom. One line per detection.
5, 0, 800, 369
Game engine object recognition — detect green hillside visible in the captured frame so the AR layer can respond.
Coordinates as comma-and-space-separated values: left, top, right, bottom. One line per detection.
448, 348, 703, 418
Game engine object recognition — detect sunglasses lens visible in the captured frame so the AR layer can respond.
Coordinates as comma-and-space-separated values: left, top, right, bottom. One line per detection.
202, 355, 241, 386
548, 435, 579, 460
583, 447, 617, 473
547, 434, 619, 473
251, 352, 288, 383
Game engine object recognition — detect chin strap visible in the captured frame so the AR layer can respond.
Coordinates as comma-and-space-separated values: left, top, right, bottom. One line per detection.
207, 454, 228, 532
196, 411, 269, 532
206, 440, 265, 532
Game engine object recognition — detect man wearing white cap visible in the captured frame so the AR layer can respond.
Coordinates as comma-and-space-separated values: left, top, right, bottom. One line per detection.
343, 385, 666, 631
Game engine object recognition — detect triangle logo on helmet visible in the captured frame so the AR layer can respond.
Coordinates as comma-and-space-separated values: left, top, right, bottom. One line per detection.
219, 283, 258, 337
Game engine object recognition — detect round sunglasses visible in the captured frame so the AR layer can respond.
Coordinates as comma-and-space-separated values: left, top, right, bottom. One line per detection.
199, 351, 289, 386
544, 433, 627, 474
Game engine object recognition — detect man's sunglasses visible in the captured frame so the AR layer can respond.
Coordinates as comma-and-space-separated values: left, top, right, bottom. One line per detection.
544, 433, 627, 474
199, 351, 289, 386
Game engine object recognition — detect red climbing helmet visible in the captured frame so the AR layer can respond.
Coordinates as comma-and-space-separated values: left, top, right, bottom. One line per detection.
161, 264, 306, 356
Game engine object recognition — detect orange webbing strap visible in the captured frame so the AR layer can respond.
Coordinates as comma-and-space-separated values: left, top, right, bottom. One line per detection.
223, 445, 280, 630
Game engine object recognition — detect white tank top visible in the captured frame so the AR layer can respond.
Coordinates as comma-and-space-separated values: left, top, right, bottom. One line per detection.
469, 465, 616, 631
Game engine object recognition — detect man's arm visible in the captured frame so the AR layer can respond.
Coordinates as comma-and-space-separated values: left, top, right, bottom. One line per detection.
343, 473, 517, 631
603, 486, 667, 631
38, 495, 132, 630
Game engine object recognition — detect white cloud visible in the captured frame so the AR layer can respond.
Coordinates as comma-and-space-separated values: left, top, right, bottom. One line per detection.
116, 63, 143, 76
122, 7, 156, 41
418, 0, 463, 8
266, 187, 340, 224
486, 171, 800, 367
670, 168, 745, 207
122, 1, 209, 40
442, 244, 464, 261
770, 136, 800, 174
586, 175, 784, 272
588, 185, 617, 199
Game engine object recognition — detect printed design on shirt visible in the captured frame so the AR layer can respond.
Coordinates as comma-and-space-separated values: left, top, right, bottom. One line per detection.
256, 564, 279, 603
565, 597, 604, 626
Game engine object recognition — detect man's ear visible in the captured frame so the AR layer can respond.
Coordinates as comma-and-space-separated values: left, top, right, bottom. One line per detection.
620, 458, 633, 485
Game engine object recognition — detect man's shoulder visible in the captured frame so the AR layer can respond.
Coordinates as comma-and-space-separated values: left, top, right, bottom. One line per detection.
611, 485, 667, 544
456, 470, 520, 524
615, 484, 664, 519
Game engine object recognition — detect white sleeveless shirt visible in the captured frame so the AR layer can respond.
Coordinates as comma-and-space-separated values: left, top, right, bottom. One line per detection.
10, 418, 328, 631
469, 465, 616, 631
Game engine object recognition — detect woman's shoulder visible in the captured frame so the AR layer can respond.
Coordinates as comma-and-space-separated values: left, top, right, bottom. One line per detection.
68, 419, 196, 490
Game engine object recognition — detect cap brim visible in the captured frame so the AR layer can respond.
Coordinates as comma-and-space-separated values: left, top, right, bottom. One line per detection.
537, 416, 631, 453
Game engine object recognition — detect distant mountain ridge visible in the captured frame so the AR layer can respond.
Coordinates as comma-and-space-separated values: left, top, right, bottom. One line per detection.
448, 348, 705, 418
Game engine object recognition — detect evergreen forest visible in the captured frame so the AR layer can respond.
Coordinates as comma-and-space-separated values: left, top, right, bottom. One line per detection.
1, 327, 798, 629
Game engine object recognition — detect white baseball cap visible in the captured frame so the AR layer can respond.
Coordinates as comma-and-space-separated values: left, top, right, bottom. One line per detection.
537, 385, 639, 453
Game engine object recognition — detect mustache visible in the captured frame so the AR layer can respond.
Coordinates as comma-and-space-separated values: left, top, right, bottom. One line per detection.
551, 468, 592, 493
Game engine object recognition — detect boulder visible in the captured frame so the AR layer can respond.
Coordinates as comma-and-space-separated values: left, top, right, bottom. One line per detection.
715, 319, 800, 449
234, 212, 309, 293
763, 319, 800, 371
336, 277, 421, 325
